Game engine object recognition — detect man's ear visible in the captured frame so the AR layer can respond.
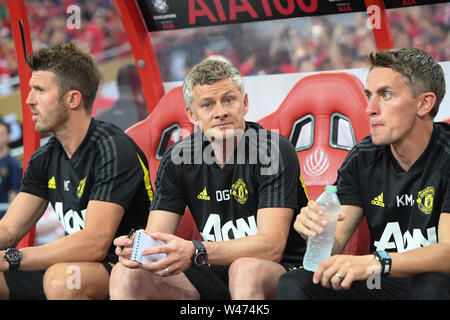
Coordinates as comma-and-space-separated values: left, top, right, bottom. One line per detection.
65, 90, 83, 110
243, 93, 249, 116
185, 105, 196, 124
417, 92, 436, 117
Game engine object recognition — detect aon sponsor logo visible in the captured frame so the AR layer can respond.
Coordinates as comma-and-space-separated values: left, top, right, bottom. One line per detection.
373, 222, 437, 252
52, 202, 86, 234
200, 214, 258, 241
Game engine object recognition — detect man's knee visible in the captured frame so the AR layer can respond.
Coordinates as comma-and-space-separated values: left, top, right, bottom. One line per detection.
109, 263, 158, 300
277, 268, 314, 300
229, 257, 267, 287
229, 257, 285, 299
410, 272, 450, 300
110, 263, 199, 300
109, 263, 137, 298
44, 263, 108, 300
44, 264, 79, 299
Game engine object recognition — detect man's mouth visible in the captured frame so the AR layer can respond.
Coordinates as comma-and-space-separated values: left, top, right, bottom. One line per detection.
31, 111, 39, 122
370, 121, 384, 129
213, 123, 232, 129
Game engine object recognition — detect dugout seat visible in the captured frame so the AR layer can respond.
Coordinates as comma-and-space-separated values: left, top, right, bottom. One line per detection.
258, 72, 371, 255
126, 86, 201, 240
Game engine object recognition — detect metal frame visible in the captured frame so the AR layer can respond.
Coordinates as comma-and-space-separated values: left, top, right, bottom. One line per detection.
364, 0, 395, 50
113, 0, 165, 115
6, 0, 38, 248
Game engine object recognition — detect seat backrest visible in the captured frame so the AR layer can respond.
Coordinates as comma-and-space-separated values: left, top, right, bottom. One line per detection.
441, 116, 450, 124
126, 86, 201, 240
126, 87, 194, 181
258, 72, 370, 255
259, 72, 369, 198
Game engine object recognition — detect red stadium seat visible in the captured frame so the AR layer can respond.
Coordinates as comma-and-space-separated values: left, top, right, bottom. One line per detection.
126, 86, 201, 240
258, 72, 371, 255
441, 116, 450, 123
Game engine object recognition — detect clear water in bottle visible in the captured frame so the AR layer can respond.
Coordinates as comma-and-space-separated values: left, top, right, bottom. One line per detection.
303, 185, 341, 272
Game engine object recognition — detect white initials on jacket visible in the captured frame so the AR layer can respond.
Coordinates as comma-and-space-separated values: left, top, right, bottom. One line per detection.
200, 214, 258, 241
396, 194, 415, 207
52, 201, 86, 234
373, 222, 437, 252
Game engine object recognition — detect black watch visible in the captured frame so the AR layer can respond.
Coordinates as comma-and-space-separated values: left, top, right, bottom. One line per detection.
192, 240, 208, 266
373, 250, 391, 276
4, 248, 22, 272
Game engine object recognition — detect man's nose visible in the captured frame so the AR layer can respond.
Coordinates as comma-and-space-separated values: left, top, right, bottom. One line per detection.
366, 97, 379, 116
26, 90, 35, 106
214, 102, 228, 118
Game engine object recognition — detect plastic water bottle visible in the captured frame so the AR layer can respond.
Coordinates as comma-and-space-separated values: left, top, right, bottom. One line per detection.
303, 185, 341, 272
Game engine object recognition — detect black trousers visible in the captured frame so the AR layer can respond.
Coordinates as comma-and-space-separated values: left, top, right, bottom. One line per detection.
276, 268, 450, 300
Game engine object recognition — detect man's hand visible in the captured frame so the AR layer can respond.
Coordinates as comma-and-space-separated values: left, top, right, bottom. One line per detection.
114, 234, 141, 269
313, 254, 382, 290
139, 232, 195, 277
294, 200, 346, 240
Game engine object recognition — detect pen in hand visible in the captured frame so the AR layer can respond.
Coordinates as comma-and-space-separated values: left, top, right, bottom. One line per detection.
118, 229, 135, 253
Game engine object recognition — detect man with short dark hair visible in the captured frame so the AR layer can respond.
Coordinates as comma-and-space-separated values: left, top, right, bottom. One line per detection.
277, 47, 450, 300
0, 42, 152, 300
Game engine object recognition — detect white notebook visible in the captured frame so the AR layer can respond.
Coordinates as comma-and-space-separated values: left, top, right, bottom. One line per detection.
130, 230, 166, 264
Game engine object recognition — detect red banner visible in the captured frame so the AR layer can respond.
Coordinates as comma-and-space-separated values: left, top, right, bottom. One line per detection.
137, 0, 449, 32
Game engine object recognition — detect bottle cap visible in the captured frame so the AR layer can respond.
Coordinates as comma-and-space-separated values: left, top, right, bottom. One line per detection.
325, 185, 337, 192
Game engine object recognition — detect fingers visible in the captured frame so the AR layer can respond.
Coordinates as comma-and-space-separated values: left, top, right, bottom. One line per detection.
114, 232, 192, 276
294, 200, 328, 239
114, 235, 140, 268
140, 235, 192, 277
114, 235, 133, 256
113, 235, 132, 247
313, 255, 377, 291
139, 253, 183, 278
314, 257, 346, 290
329, 271, 347, 290
312, 256, 333, 285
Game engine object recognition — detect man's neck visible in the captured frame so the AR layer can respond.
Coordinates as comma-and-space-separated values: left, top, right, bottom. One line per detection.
390, 120, 433, 172
210, 132, 245, 168
210, 138, 235, 168
55, 116, 92, 159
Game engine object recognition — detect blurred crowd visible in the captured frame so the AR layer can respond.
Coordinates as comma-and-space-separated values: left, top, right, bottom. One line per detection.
151, 2, 450, 81
0, 1, 450, 88
0, 0, 130, 94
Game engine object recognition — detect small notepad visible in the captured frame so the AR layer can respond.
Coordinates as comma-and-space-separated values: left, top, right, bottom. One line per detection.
130, 230, 166, 264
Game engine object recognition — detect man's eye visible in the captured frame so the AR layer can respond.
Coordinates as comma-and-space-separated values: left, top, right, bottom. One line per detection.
383, 92, 391, 99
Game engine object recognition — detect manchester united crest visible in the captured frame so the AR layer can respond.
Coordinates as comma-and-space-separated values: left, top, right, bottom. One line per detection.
417, 186, 434, 215
232, 178, 248, 205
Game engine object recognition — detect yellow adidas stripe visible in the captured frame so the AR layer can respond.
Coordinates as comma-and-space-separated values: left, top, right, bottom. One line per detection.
299, 172, 309, 201
137, 153, 153, 202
